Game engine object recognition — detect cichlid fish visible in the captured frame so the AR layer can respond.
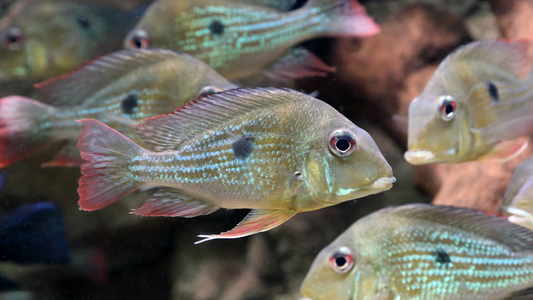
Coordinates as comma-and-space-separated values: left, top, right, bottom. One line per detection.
0, 49, 236, 167
301, 204, 533, 300
501, 156, 533, 231
123, 0, 379, 81
236, 0, 298, 11
0, 0, 148, 81
76, 88, 395, 243
405, 39, 533, 165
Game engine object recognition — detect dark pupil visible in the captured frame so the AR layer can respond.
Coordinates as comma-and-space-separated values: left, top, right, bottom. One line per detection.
335, 256, 347, 267
335, 138, 350, 152
488, 82, 499, 101
132, 36, 143, 48
444, 103, 454, 115
7, 33, 19, 44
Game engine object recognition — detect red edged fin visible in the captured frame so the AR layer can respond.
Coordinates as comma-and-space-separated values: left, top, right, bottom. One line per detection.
195, 209, 297, 244
305, 0, 380, 37
131, 188, 219, 217
42, 143, 86, 167
0, 96, 55, 168
77, 119, 146, 211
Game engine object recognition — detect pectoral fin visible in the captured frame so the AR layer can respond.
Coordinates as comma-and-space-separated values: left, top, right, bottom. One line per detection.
477, 137, 528, 162
264, 47, 335, 81
195, 209, 297, 244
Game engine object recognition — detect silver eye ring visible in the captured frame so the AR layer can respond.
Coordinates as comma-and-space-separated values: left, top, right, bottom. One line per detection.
329, 129, 356, 157
329, 246, 355, 274
438, 95, 457, 121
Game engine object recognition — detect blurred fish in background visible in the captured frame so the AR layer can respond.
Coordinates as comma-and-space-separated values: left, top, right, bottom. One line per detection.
301, 204, 533, 300
0, 0, 149, 81
124, 0, 379, 81
405, 39, 533, 165
501, 155, 533, 230
0, 49, 236, 168
0, 201, 70, 290
76, 88, 395, 242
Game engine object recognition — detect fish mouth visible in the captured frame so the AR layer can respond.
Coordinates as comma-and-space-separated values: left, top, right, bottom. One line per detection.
404, 150, 436, 165
372, 176, 396, 190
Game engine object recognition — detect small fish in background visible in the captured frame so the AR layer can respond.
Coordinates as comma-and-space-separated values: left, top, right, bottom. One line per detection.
0, 202, 70, 290
124, 0, 379, 81
501, 156, 533, 230
76, 88, 395, 243
0, 49, 237, 168
300, 204, 533, 300
405, 39, 533, 164
0, 0, 149, 81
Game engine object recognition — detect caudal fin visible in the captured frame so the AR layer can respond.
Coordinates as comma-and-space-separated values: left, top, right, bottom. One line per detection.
0, 96, 56, 167
306, 0, 380, 37
77, 119, 146, 211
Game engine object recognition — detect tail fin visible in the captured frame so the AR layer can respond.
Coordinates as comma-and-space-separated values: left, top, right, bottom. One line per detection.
77, 119, 146, 211
306, 0, 380, 37
0, 96, 56, 167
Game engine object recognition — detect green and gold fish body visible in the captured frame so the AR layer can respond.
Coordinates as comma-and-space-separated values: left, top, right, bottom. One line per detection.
77, 88, 395, 242
124, 0, 379, 80
0, 49, 236, 167
301, 204, 533, 300
405, 39, 533, 164
0, 0, 147, 81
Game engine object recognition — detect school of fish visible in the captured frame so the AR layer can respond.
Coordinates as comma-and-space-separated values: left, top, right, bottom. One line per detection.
1, 0, 533, 298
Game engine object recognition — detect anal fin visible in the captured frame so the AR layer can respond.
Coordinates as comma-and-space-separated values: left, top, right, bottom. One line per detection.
195, 209, 297, 244
42, 142, 86, 167
131, 188, 220, 218
264, 47, 335, 81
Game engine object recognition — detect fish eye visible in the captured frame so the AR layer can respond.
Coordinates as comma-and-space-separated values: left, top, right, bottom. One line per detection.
329, 129, 356, 157
197, 86, 219, 98
127, 30, 149, 49
329, 247, 354, 274
4, 27, 23, 51
438, 95, 456, 121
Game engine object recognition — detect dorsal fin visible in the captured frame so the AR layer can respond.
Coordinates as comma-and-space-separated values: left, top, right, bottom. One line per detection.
445, 39, 533, 79
380, 204, 533, 252
34, 49, 188, 106
135, 87, 310, 152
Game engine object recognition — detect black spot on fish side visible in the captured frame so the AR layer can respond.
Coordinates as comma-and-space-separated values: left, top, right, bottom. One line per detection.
488, 81, 499, 101
434, 248, 451, 266
122, 94, 138, 115
209, 20, 225, 35
76, 17, 91, 30
232, 135, 254, 160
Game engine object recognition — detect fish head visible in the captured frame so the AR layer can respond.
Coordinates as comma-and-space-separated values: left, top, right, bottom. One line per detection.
405, 93, 470, 164
300, 226, 384, 300
304, 120, 394, 204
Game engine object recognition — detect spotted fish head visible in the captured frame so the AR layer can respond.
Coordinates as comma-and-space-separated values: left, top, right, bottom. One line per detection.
304, 119, 394, 205
300, 223, 386, 300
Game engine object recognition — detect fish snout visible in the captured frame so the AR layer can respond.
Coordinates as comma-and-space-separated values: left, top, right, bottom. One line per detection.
404, 150, 435, 165
372, 176, 396, 191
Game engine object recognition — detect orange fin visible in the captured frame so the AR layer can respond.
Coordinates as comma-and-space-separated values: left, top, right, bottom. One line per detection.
131, 188, 219, 217
42, 143, 86, 167
478, 137, 529, 162
194, 209, 297, 244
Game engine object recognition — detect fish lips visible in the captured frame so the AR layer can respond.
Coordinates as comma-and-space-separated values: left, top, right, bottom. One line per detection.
372, 176, 396, 190
404, 150, 436, 165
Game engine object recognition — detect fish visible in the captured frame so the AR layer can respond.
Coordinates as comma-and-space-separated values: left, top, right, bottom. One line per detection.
501, 156, 533, 230
405, 39, 533, 164
0, 0, 148, 81
300, 204, 533, 300
76, 87, 395, 243
0, 49, 237, 167
123, 0, 379, 81
237, 0, 298, 11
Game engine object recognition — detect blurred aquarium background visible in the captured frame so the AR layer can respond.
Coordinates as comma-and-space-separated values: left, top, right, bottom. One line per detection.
0, 0, 525, 299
